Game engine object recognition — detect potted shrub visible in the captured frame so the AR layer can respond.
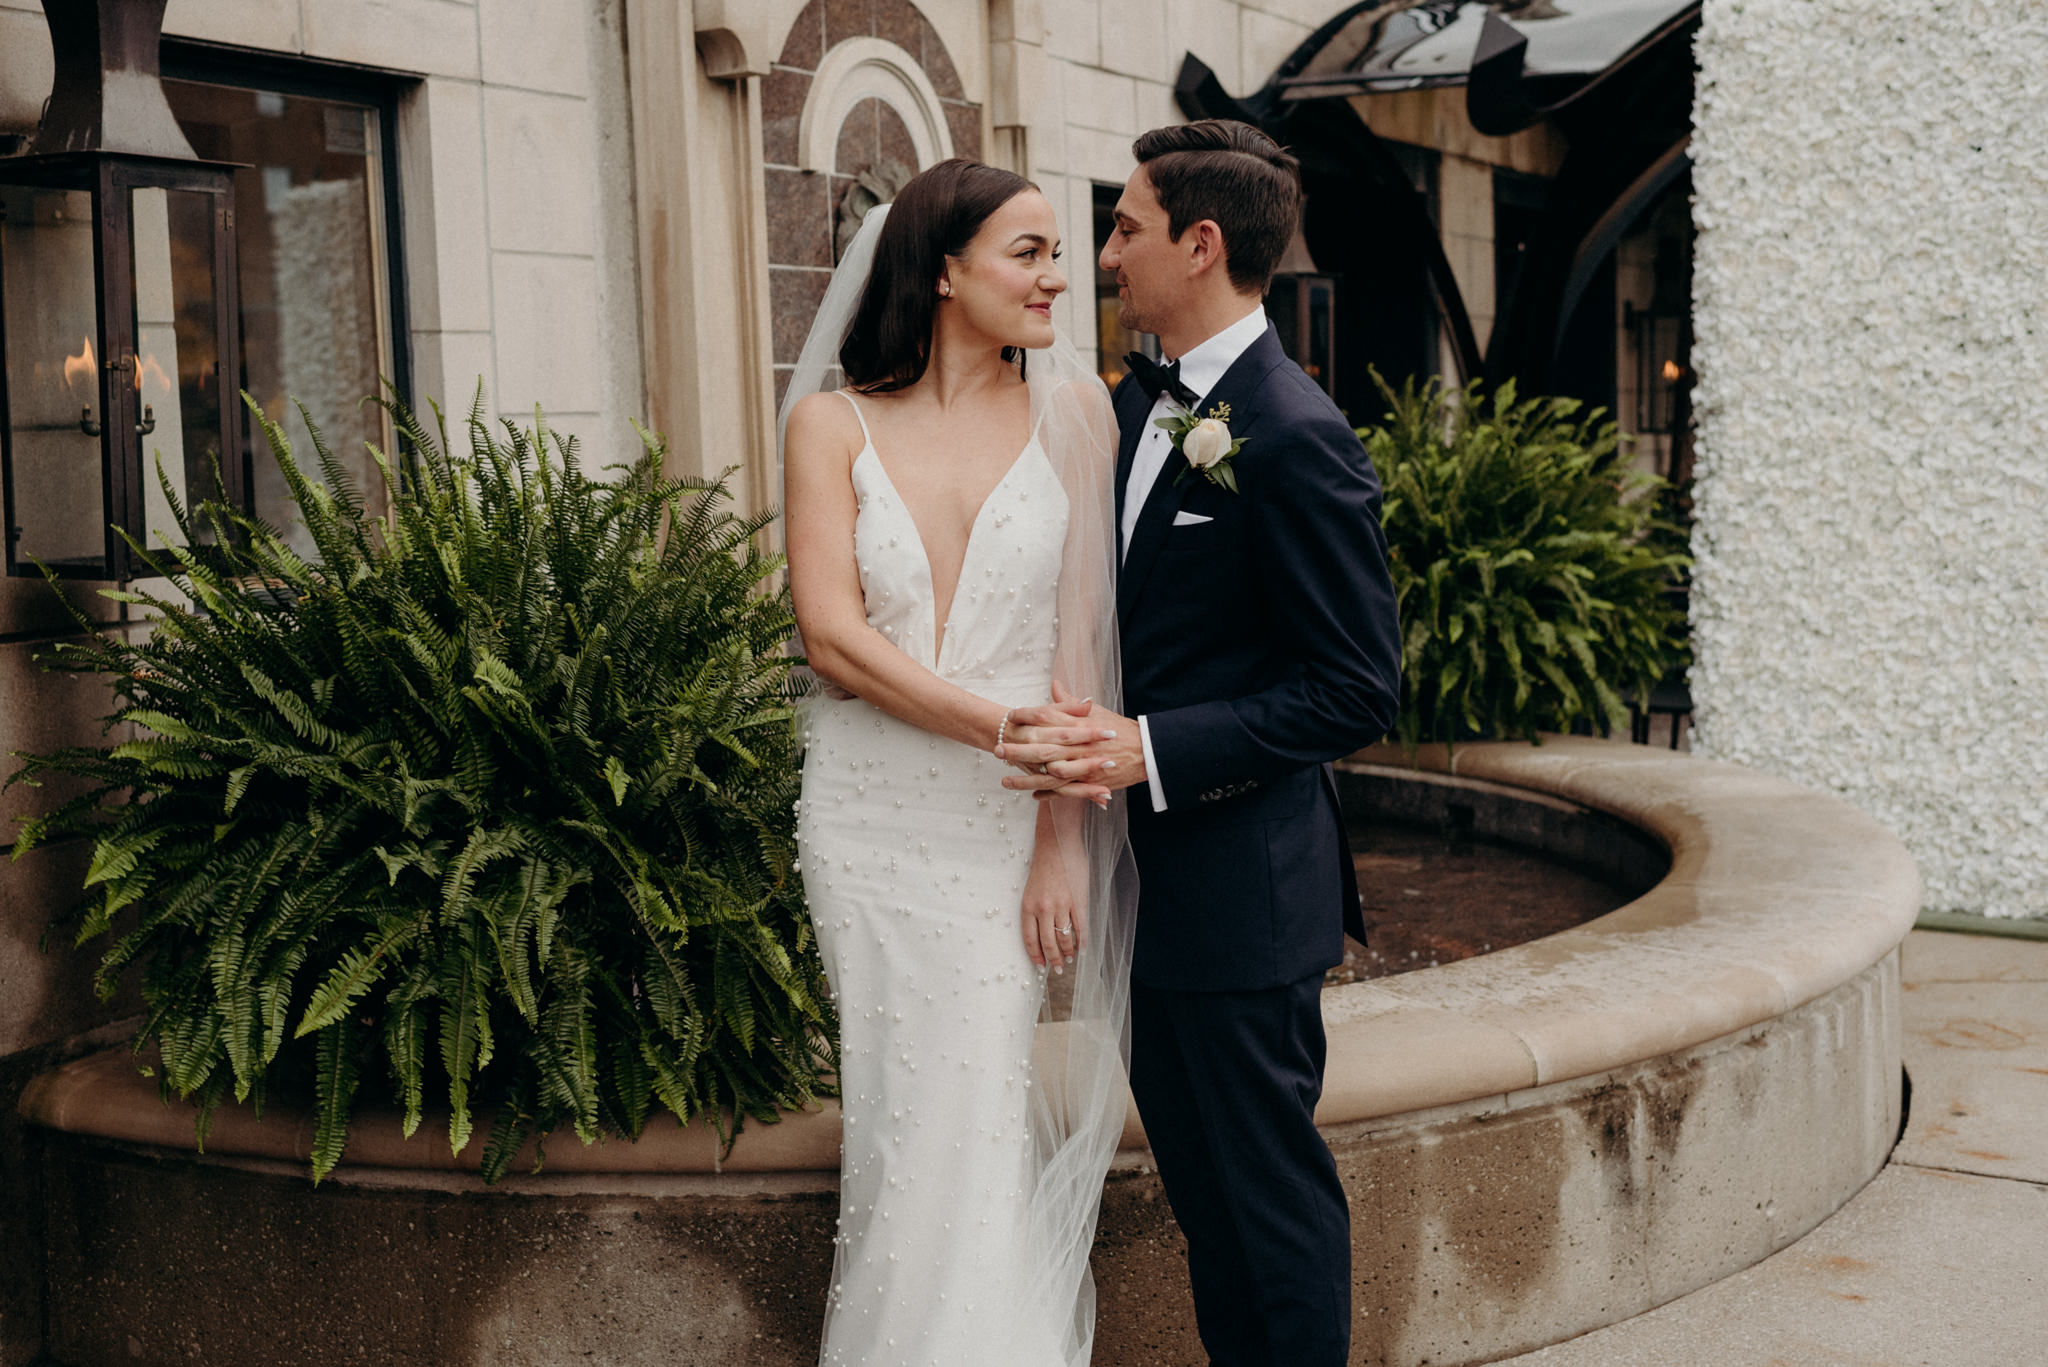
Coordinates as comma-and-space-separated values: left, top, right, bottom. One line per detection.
10, 393, 833, 1182
1358, 374, 1691, 749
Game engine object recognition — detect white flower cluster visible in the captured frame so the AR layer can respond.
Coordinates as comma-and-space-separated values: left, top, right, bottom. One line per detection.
1689, 1, 2048, 918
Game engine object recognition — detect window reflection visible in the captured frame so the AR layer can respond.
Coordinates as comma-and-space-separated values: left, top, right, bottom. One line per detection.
0, 186, 106, 569
130, 185, 225, 550
163, 78, 393, 555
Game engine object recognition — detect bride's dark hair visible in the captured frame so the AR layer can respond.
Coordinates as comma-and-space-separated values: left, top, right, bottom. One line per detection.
841, 158, 1035, 393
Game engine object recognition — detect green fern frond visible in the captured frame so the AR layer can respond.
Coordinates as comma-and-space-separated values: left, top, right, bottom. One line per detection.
15, 388, 833, 1182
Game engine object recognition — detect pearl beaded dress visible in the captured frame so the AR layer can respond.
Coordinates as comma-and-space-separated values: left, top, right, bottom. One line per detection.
797, 393, 1071, 1367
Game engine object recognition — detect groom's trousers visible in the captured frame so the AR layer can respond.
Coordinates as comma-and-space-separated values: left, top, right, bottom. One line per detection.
1129, 974, 1352, 1367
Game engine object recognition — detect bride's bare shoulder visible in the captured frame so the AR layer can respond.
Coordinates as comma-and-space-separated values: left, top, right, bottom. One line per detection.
784, 390, 866, 461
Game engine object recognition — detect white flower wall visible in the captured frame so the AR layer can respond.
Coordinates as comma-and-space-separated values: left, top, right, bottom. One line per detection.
1689, 2, 2048, 916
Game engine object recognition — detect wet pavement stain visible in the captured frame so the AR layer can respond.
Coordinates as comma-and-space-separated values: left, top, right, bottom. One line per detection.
1922, 1019, 2027, 1050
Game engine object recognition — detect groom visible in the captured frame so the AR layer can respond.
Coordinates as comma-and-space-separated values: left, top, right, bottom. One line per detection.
1005, 119, 1401, 1365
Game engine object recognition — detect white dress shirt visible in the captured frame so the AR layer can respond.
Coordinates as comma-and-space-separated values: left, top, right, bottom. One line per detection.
1123, 306, 1269, 813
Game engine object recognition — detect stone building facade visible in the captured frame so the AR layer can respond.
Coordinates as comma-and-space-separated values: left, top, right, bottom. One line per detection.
1, 0, 2042, 1354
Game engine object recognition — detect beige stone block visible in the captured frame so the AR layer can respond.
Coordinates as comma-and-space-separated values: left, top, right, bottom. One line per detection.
303, 0, 480, 80
1238, 8, 1311, 93
478, 0, 590, 95
1633, 965, 1898, 1305
1061, 171, 1097, 267
163, 0, 300, 50
490, 253, 603, 414
1319, 999, 1538, 1116
989, 0, 1045, 45
410, 330, 496, 411
398, 78, 493, 334
1166, 0, 1240, 95
1587, 880, 1905, 1015
1131, 77, 1178, 136
0, 5, 53, 135
1027, 58, 1068, 173
986, 38, 1044, 128
1902, 926, 2048, 982
1064, 123, 1137, 186
1896, 979, 2048, 1184
1061, 61, 1136, 134
482, 87, 599, 257
1041, 0, 1098, 66
1095, 0, 1169, 82
1370, 926, 1792, 1089
1251, 0, 1346, 34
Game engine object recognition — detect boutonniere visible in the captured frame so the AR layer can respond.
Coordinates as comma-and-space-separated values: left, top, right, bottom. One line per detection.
1158, 402, 1246, 493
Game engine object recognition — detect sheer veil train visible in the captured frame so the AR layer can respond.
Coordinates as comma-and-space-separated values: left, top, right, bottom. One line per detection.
780, 203, 1138, 1366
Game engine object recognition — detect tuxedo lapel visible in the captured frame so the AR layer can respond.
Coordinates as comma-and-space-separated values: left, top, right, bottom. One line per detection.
1117, 325, 1285, 626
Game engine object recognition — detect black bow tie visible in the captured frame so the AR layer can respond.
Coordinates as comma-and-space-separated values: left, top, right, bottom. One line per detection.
1125, 352, 1199, 408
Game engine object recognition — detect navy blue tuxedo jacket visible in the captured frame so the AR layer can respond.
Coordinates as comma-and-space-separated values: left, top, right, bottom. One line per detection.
1115, 324, 1401, 992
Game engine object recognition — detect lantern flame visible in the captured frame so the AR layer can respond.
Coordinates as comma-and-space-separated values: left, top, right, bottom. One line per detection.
1661, 359, 1685, 382
63, 336, 95, 393
134, 352, 174, 396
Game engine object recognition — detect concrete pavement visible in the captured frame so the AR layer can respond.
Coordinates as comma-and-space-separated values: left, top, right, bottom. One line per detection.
1493, 929, 2048, 1366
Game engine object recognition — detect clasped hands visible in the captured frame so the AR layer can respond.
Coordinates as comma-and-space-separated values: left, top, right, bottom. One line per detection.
995, 681, 1145, 806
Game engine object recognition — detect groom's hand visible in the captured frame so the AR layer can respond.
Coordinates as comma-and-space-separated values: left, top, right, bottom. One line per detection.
999, 682, 1146, 799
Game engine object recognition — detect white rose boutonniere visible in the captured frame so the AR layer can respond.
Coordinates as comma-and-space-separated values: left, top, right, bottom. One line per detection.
1159, 402, 1247, 493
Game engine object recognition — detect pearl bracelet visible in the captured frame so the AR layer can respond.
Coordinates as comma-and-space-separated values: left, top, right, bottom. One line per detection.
995, 708, 1014, 755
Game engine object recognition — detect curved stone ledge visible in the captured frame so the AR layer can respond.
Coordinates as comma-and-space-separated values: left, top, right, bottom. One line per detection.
19, 738, 1921, 1366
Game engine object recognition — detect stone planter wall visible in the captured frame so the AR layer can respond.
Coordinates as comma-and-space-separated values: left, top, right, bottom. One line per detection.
22, 739, 1920, 1366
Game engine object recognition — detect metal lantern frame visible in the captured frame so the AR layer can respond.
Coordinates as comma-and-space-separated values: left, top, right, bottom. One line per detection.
0, 149, 245, 581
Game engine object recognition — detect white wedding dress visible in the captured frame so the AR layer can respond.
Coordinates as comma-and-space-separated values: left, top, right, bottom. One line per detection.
797, 393, 1071, 1367
780, 202, 1131, 1367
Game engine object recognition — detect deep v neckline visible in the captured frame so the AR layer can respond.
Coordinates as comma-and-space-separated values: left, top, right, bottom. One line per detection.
855, 437, 1041, 665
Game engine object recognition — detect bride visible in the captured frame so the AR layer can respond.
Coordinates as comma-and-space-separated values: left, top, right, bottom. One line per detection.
780, 158, 1135, 1367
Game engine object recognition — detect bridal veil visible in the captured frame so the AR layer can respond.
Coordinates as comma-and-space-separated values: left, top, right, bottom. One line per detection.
780, 203, 1138, 1367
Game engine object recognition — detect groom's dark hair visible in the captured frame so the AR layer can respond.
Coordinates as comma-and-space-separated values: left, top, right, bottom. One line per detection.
1132, 120, 1301, 294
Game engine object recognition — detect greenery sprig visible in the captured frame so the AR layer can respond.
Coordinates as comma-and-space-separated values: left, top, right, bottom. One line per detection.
1358, 372, 1691, 749
9, 389, 833, 1183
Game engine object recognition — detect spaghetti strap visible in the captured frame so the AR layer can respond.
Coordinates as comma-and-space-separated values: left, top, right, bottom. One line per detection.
835, 390, 874, 447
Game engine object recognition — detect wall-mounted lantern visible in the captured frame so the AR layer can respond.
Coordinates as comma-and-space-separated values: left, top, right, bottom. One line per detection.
0, 0, 244, 580
1269, 225, 1336, 399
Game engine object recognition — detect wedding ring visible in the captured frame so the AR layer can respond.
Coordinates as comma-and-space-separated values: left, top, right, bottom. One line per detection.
1033, 762, 1050, 775
1057, 925, 1073, 936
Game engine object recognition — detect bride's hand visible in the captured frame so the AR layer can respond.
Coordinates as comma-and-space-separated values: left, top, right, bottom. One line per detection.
1021, 826, 1085, 974
998, 682, 1114, 806
996, 685, 1094, 770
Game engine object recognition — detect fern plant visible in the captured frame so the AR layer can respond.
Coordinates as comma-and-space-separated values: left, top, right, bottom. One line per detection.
1358, 373, 1690, 748
9, 392, 832, 1183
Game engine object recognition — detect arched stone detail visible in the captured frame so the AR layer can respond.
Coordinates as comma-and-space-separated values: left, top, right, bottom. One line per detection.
797, 38, 953, 174
762, 0, 983, 409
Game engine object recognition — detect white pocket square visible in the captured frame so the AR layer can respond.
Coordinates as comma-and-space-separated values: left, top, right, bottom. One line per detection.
1172, 510, 1214, 526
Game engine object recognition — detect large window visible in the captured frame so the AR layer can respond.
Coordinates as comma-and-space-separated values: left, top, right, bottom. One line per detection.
160, 44, 411, 555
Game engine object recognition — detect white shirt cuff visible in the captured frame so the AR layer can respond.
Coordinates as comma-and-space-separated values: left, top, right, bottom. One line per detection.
1138, 714, 1167, 813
